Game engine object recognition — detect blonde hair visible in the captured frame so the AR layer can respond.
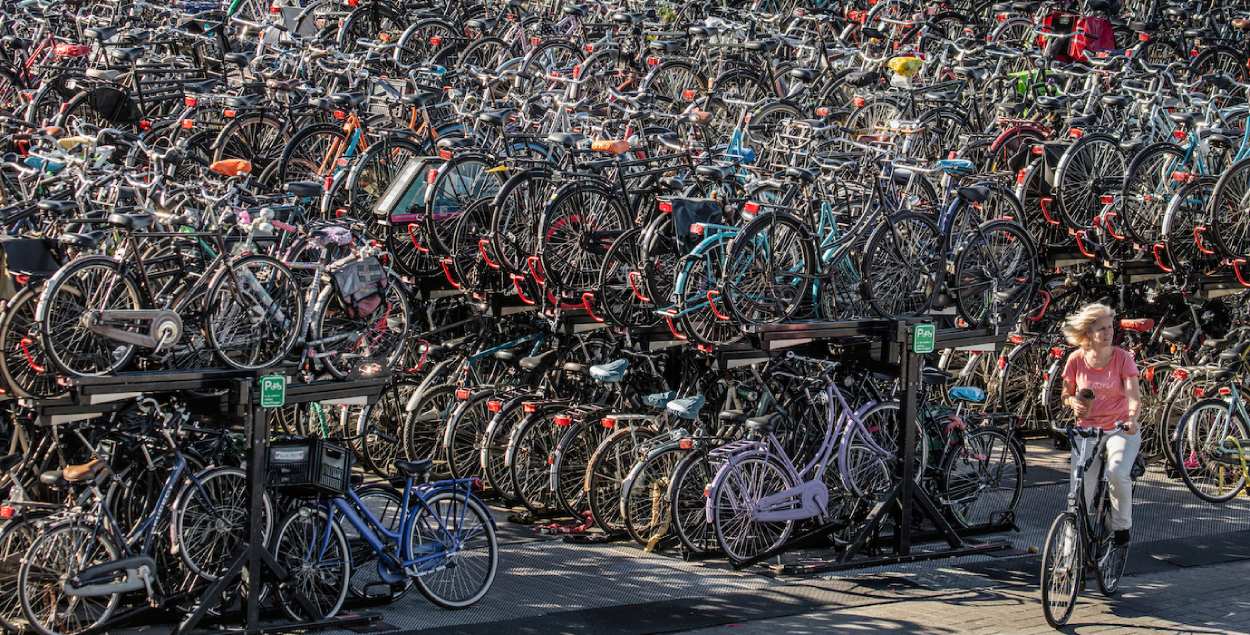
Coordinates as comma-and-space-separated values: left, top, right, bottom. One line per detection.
1062, 303, 1114, 348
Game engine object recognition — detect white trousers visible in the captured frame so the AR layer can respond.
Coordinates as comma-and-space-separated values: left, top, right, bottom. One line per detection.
1073, 431, 1140, 531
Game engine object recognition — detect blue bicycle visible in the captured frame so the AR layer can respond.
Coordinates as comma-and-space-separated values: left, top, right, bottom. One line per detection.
270, 459, 498, 620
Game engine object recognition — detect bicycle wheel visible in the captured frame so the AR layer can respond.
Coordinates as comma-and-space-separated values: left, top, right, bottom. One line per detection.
669, 450, 717, 554
941, 429, 1024, 528
1209, 158, 1250, 261
951, 220, 1039, 329
0, 514, 44, 633
205, 255, 304, 371
443, 392, 491, 479
552, 421, 600, 518
344, 485, 412, 602
0, 284, 65, 399
425, 155, 504, 257
1175, 398, 1250, 504
272, 507, 350, 622
722, 212, 817, 327
278, 122, 347, 185
1041, 511, 1082, 628
1054, 134, 1125, 231
314, 271, 410, 379
538, 182, 630, 295
210, 112, 286, 173
1120, 142, 1186, 246
860, 212, 942, 318
1095, 493, 1128, 597
357, 380, 419, 478
586, 426, 657, 534
675, 243, 745, 347
409, 491, 498, 609
710, 453, 796, 562
18, 521, 121, 635
490, 169, 552, 276
508, 410, 562, 515
37, 256, 141, 377
596, 227, 661, 328
481, 397, 529, 501
622, 445, 684, 549
403, 383, 458, 465
171, 466, 274, 582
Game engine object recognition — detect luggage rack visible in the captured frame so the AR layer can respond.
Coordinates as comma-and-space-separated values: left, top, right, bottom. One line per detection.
24, 368, 390, 634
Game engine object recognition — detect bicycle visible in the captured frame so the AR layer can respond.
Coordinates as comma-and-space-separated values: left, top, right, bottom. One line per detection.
269, 457, 498, 620
1040, 421, 1136, 628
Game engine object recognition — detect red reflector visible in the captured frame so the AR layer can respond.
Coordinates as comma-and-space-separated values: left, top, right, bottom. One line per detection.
601, 417, 615, 429
185, 96, 198, 107
455, 388, 471, 400
223, 109, 236, 118
430, 35, 442, 46
679, 438, 693, 450
1173, 368, 1189, 381
1172, 130, 1187, 141
181, 119, 194, 129
471, 477, 484, 491
658, 200, 673, 213
487, 399, 502, 413
1220, 387, 1232, 396
646, 56, 660, 66
335, 208, 348, 218
1050, 347, 1065, 359
816, 106, 830, 117
1138, 33, 1150, 42
744, 201, 760, 214
681, 89, 696, 102
0, 505, 12, 519
332, 110, 346, 121
1069, 128, 1083, 139
1171, 171, 1192, 183
583, 43, 594, 53
1009, 334, 1025, 344
703, 484, 712, 498
1099, 194, 1114, 205
427, 168, 439, 184
438, 148, 452, 160
572, 64, 581, 78
998, 356, 1007, 369
554, 415, 572, 427
523, 402, 538, 414
852, 96, 866, 108
530, 36, 542, 46
269, 2, 281, 12
1193, 386, 1206, 398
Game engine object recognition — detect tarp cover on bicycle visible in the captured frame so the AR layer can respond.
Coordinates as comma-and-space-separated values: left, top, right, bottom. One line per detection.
0, 237, 60, 300
88, 87, 141, 124
672, 198, 722, 250
333, 256, 389, 319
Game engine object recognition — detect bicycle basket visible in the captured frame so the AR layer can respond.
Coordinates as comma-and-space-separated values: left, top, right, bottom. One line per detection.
267, 437, 352, 497
332, 256, 389, 319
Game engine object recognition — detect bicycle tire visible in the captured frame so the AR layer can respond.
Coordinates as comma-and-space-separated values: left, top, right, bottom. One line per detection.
951, 219, 1039, 329
409, 491, 498, 609
18, 520, 122, 635
941, 428, 1024, 528
36, 255, 141, 377
205, 254, 304, 371
272, 507, 350, 621
1040, 511, 1082, 628
860, 212, 942, 319
709, 452, 796, 562
1174, 398, 1250, 504
586, 425, 658, 534
621, 444, 685, 549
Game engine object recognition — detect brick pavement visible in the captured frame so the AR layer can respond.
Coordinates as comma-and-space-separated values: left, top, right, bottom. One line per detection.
672, 558, 1250, 634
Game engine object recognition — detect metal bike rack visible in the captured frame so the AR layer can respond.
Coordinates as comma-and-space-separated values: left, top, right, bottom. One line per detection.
720, 319, 1015, 574
28, 368, 389, 634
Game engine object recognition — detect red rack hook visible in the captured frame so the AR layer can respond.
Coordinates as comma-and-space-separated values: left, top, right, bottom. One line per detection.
662, 311, 687, 340
1103, 212, 1126, 240
526, 255, 546, 286
627, 271, 650, 302
1039, 197, 1061, 225
511, 274, 536, 304
706, 290, 731, 321
478, 239, 501, 269
18, 338, 45, 374
1151, 243, 1174, 272
438, 258, 462, 289
1073, 230, 1096, 258
1025, 289, 1052, 323
1194, 226, 1216, 255
408, 223, 429, 254
581, 292, 605, 322
1232, 258, 1250, 288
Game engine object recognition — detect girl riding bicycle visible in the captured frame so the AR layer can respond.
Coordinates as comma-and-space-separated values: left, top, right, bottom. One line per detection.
1060, 303, 1141, 547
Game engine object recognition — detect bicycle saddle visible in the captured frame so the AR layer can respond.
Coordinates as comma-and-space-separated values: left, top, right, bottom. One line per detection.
478, 109, 514, 126
436, 136, 476, 151
922, 366, 952, 386
36, 199, 76, 214
719, 409, 747, 424
954, 66, 990, 83
957, 185, 991, 204
109, 46, 145, 63
394, 458, 433, 479
745, 414, 778, 434
83, 27, 120, 41
1035, 96, 1069, 111
937, 158, 976, 176
85, 68, 125, 83
642, 391, 676, 409
402, 91, 442, 107
107, 212, 154, 231
330, 92, 367, 109
59, 231, 102, 250
744, 38, 778, 53
225, 93, 263, 109
64, 458, 108, 482
39, 470, 68, 488
589, 358, 628, 383
284, 180, 323, 199
519, 349, 556, 371
546, 132, 587, 148
185, 78, 219, 94
561, 362, 588, 375
845, 70, 879, 87
1100, 94, 1129, 109
562, 4, 586, 16
787, 67, 818, 83
784, 166, 817, 183
695, 163, 735, 181
647, 39, 683, 54
611, 11, 644, 24
1168, 111, 1199, 128
1160, 324, 1188, 342
666, 395, 705, 420
464, 18, 496, 31
948, 386, 987, 403
223, 52, 251, 66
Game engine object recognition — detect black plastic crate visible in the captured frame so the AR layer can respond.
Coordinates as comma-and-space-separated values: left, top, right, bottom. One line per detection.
267, 437, 352, 497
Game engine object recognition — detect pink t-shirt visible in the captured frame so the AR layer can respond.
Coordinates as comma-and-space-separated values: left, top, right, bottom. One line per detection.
1062, 347, 1139, 431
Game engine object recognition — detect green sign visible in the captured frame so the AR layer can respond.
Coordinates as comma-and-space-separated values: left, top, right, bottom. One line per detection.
259, 375, 286, 408
912, 323, 935, 354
